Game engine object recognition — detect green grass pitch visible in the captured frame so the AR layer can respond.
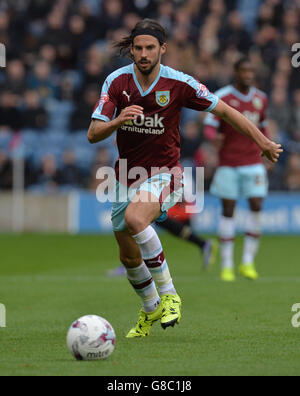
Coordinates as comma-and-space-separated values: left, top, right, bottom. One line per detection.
0, 233, 299, 376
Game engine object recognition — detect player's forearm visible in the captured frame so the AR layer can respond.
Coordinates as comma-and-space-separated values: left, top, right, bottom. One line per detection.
223, 109, 268, 149
212, 101, 271, 151
87, 119, 120, 144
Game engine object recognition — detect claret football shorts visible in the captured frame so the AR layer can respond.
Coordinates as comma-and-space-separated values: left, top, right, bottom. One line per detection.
111, 173, 184, 232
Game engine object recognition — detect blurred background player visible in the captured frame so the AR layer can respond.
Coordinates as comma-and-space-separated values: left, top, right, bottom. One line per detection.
107, 203, 219, 277
204, 57, 270, 282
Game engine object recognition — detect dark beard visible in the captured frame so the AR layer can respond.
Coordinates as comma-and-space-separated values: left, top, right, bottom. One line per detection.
135, 58, 160, 75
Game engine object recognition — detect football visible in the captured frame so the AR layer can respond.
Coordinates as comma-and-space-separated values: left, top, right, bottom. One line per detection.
66, 315, 116, 361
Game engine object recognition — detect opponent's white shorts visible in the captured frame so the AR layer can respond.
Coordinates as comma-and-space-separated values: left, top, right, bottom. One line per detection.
210, 164, 268, 200
111, 173, 184, 232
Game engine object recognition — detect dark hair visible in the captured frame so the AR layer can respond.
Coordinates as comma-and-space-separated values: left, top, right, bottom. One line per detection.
234, 57, 251, 71
113, 19, 167, 59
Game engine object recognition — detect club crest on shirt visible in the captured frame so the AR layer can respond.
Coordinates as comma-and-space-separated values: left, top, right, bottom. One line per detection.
253, 97, 263, 110
155, 91, 170, 107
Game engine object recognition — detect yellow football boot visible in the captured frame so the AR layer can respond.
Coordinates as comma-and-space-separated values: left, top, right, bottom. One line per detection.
239, 263, 259, 280
126, 303, 163, 338
160, 294, 182, 330
220, 268, 236, 282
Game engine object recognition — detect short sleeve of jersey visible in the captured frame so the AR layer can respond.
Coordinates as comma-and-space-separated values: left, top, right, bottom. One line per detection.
92, 75, 118, 122
181, 77, 219, 112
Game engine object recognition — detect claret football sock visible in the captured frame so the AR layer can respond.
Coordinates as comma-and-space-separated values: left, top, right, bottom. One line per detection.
126, 262, 160, 313
133, 226, 177, 296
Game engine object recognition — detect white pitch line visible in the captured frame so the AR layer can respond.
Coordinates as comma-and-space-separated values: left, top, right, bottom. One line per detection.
1, 275, 300, 283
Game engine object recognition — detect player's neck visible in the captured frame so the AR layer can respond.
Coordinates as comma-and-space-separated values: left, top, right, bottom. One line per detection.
134, 63, 161, 93
234, 83, 251, 95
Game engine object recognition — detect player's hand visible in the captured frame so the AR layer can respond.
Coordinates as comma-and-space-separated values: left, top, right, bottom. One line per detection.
116, 105, 144, 127
261, 142, 283, 163
262, 156, 275, 171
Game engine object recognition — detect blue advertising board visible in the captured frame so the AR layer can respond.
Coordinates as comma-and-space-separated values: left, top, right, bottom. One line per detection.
192, 193, 300, 234
77, 192, 300, 235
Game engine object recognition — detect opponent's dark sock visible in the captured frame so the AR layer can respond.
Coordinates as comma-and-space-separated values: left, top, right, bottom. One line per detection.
158, 218, 206, 249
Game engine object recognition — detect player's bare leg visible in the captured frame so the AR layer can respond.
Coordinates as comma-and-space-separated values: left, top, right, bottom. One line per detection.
239, 197, 263, 280
219, 199, 236, 282
125, 190, 182, 329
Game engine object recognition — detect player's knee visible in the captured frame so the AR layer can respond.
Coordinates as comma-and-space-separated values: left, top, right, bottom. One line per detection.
124, 212, 147, 235
222, 200, 236, 218
249, 199, 263, 212
251, 204, 262, 212
222, 208, 235, 218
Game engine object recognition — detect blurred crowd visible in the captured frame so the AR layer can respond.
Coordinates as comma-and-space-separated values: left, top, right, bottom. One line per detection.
0, 0, 300, 192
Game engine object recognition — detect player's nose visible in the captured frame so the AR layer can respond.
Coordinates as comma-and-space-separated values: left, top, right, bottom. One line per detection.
141, 49, 148, 58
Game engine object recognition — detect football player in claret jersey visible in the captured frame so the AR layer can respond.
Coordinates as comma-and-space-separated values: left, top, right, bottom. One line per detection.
204, 58, 271, 282
87, 19, 282, 338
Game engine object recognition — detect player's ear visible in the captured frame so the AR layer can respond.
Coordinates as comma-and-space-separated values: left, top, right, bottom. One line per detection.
161, 43, 167, 55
